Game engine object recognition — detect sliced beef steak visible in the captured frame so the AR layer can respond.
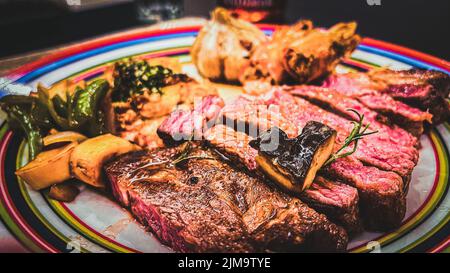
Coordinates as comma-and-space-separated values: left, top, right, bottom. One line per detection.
205, 124, 362, 234
220, 91, 406, 230
157, 95, 224, 144
368, 68, 450, 125
300, 176, 361, 235
290, 85, 419, 149
357, 93, 431, 136
322, 156, 405, 230
104, 146, 348, 252
322, 72, 433, 136
222, 89, 416, 178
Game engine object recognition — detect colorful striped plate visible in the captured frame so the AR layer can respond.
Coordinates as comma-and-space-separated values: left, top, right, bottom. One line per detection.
0, 25, 449, 253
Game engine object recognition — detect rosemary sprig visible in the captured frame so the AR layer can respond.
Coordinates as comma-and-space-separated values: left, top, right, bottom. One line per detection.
324, 109, 378, 166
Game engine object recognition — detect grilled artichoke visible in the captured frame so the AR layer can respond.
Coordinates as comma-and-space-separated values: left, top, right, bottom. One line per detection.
191, 7, 267, 82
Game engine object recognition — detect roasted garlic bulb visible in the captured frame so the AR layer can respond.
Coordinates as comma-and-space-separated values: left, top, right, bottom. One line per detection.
191, 7, 267, 82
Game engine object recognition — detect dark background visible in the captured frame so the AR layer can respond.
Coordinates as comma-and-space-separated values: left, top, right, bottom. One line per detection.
0, 0, 448, 60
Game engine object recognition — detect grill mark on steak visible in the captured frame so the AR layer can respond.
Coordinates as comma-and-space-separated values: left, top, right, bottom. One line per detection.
220, 91, 406, 230
104, 146, 348, 252
205, 124, 362, 234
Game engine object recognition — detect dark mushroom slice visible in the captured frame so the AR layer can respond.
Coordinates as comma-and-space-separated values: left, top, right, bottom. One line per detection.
249, 121, 336, 193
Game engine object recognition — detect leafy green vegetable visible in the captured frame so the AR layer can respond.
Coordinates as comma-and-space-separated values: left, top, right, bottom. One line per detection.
67, 86, 83, 129
37, 84, 70, 130
9, 105, 43, 159
30, 98, 53, 131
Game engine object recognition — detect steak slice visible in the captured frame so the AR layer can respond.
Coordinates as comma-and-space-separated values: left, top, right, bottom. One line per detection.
290, 85, 419, 150
322, 72, 433, 136
104, 146, 348, 252
221, 91, 406, 230
368, 68, 450, 125
157, 95, 224, 144
205, 124, 362, 234
323, 155, 405, 230
301, 176, 361, 235
357, 93, 431, 136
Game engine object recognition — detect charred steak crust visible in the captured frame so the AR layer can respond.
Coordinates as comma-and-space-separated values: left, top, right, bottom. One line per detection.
104, 147, 348, 252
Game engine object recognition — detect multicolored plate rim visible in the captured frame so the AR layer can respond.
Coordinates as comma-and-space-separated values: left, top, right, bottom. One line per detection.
0, 25, 449, 253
